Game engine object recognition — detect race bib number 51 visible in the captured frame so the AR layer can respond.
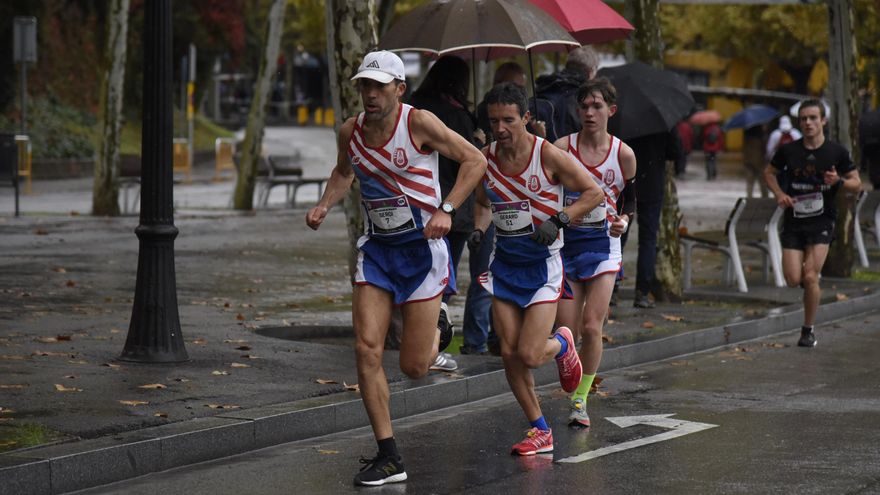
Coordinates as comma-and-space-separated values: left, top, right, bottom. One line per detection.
491, 200, 534, 237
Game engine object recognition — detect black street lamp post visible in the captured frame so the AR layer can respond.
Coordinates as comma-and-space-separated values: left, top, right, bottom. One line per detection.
120, 0, 188, 363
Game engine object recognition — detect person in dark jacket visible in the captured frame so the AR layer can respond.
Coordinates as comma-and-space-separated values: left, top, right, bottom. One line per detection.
533, 46, 599, 141
409, 56, 483, 362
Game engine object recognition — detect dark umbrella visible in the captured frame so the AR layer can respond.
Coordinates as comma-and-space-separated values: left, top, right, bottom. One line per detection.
859, 109, 880, 147
379, 0, 580, 112
597, 62, 695, 140
723, 104, 779, 131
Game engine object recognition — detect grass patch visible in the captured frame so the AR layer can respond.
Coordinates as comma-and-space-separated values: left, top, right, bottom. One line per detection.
0, 422, 65, 453
852, 270, 880, 282
120, 111, 235, 155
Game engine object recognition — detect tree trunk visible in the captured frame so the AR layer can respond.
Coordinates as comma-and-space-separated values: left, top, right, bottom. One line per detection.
233, 0, 287, 210
625, 0, 683, 301
92, 0, 130, 216
324, 0, 378, 280
823, 0, 859, 277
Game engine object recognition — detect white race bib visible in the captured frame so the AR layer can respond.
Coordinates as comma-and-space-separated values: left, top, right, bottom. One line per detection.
491, 200, 534, 237
565, 193, 606, 229
792, 192, 824, 218
364, 195, 416, 235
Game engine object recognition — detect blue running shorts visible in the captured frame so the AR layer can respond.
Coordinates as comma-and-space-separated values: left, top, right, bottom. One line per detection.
478, 253, 564, 308
354, 237, 454, 306
562, 236, 622, 282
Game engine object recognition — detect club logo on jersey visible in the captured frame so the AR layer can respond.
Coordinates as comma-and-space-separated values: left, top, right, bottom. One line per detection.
393, 147, 408, 168
397, 198, 406, 206
487, 179, 495, 190
528, 175, 540, 192
604, 169, 615, 186
351, 156, 361, 165
440, 276, 449, 287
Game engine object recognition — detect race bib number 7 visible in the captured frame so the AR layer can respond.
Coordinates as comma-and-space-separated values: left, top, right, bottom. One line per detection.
364, 195, 416, 235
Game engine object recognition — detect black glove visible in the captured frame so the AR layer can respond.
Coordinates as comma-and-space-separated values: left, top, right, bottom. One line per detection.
467, 229, 484, 251
530, 216, 562, 245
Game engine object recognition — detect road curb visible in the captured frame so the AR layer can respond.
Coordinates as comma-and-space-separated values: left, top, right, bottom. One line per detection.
2, 291, 877, 495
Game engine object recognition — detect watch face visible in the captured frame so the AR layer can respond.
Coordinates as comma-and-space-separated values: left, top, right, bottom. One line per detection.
442, 203, 454, 214
558, 211, 570, 224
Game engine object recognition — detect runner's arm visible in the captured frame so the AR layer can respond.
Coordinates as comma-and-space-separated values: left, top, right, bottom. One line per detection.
764, 163, 793, 208
305, 118, 357, 230
542, 141, 602, 221
411, 109, 488, 239
609, 142, 638, 237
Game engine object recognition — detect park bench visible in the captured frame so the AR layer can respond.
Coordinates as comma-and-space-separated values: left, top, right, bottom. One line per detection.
255, 154, 327, 208
680, 197, 784, 293
117, 154, 142, 214
854, 189, 880, 268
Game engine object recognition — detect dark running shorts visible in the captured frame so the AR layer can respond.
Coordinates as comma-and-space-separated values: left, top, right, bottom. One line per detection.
780, 221, 835, 251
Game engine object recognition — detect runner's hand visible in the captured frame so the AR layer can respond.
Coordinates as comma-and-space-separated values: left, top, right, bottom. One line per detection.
775, 193, 794, 209
530, 219, 559, 245
823, 166, 839, 186
306, 206, 328, 230
424, 211, 452, 239
609, 215, 628, 238
467, 229, 484, 251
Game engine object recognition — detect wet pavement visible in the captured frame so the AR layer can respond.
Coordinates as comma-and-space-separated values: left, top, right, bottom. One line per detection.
1, 126, 879, 493
74, 310, 880, 495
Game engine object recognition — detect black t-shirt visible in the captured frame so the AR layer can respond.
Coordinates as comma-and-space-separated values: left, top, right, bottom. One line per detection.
770, 138, 854, 225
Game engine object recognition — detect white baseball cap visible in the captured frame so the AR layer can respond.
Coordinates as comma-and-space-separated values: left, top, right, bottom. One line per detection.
351, 51, 405, 84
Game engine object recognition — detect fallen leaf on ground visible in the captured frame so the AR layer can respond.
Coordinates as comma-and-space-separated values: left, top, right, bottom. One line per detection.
661, 314, 684, 322
601, 334, 614, 344
317, 449, 339, 455
110, 328, 121, 334
52, 267, 67, 273
316, 378, 337, 385
101, 363, 121, 369
32, 351, 71, 357
589, 376, 603, 393
34, 228, 48, 235
670, 360, 689, 366
205, 404, 239, 409
230, 363, 250, 368
223, 302, 231, 308
35, 337, 58, 344
240, 354, 260, 359
641, 321, 655, 329
0, 407, 15, 414
104, 297, 114, 303
835, 293, 848, 301
0, 384, 28, 389
154, 412, 169, 418
0, 355, 28, 361
56, 335, 72, 341
63, 375, 77, 379
211, 370, 229, 376
343, 382, 360, 392
0, 441, 18, 448
54, 384, 82, 392
235, 313, 245, 321
65, 280, 76, 288
235, 345, 251, 351
191, 338, 207, 345
138, 383, 167, 389
68, 360, 89, 365
281, 319, 292, 326
224, 339, 248, 344
173, 377, 190, 382
763, 342, 786, 348
595, 390, 610, 398
119, 400, 148, 406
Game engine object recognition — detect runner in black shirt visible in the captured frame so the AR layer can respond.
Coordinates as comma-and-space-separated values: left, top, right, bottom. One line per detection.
764, 99, 861, 348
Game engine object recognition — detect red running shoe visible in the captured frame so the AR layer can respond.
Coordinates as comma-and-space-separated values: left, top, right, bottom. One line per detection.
554, 326, 582, 393
510, 427, 553, 455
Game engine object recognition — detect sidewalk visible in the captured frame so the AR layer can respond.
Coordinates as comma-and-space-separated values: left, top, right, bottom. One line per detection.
1, 131, 878, 494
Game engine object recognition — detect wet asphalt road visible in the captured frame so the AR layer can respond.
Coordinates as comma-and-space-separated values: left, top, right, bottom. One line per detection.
77, 311, 880, 495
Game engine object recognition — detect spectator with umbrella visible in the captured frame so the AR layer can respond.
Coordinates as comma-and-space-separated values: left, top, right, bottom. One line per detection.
724, 104, 780, 198
598, 62, 693, 308
701, 120, 724, 181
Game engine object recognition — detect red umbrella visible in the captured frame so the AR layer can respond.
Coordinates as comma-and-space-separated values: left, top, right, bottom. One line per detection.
689, 110, 722, 126
528, 0, 634, 44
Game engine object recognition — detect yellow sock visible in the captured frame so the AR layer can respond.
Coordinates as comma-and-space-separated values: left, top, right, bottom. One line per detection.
572, 373, 596, 402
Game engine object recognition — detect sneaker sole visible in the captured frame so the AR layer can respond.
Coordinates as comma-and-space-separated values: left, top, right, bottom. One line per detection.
429, 365, 458, 371
569, 418, 591, 428
512, 445, 554, 456
355, 472, 408, 486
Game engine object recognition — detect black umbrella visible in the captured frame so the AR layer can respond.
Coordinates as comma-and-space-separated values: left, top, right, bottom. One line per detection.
597, 62, 695, 140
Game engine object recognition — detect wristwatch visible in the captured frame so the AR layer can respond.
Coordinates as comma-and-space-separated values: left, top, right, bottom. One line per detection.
555, 210, 571, 227
441, 201, 456, 217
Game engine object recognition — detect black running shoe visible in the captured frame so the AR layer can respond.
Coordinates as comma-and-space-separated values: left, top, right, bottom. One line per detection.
438, 302, 454, 352
797, 330, 817, 348
353, 453, 407, 486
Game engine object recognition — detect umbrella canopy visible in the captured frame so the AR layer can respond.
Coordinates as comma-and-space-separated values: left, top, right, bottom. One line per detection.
597, 62, 695, 140
528, 0, 634, 44
723, 104, 779, 131
859, 109, 880, 147
688, 110, 722, 126
378, 0, 580, 61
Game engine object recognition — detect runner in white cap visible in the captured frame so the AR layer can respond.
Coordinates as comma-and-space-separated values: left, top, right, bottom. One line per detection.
306, 50, 486, 486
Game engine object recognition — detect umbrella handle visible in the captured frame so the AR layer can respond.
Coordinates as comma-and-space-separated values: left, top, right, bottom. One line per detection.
527, 49, 537, 117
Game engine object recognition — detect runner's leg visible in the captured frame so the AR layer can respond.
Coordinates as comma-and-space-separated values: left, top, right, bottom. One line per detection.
578, 273, 615, 376
399, 294, 443, 377
353, 284, 394, 440
802, 243, 830, 327
781, 248, 805, 288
